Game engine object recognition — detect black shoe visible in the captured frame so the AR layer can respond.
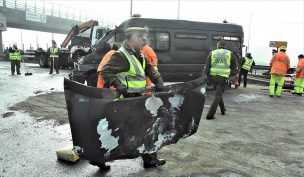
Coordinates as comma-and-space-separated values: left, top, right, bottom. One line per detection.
49, 72, 53, 74
89, 161, 110, 171
206, 116, 215, 120
221, 108, 226, 115
17, 73, 21, 75
269, 95, 273, 97
11, 73, 14, 75
144, 159, 166, 168
56, 72, 59, 74
296, 93, 302, 96
243, 85, 246, 88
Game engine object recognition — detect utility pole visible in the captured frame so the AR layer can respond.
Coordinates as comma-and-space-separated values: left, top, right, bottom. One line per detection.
247, 13, 253, 52
177, 0, 180, 19
130, 0, 133, 18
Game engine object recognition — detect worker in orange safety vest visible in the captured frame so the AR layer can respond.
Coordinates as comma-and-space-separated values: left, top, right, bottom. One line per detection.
269, 46, 290, 97
293, 54, 304, 96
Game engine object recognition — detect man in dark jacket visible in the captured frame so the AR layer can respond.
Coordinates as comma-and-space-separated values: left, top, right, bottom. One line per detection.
97, 27, 166, 171
203, 40, 238, 120
238, 52, 255, 88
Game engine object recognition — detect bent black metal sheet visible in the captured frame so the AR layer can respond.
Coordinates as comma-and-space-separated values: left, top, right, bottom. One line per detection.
64, 77, 206, 163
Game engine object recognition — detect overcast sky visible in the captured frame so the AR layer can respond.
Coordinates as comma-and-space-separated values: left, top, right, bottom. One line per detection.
3, 0, 304, 66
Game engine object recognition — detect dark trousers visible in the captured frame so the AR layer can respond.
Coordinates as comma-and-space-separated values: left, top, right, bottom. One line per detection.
50, 58, 59, 74
238, 68, 248, 87
11, 60, 21, 74
207, 76, 226, 118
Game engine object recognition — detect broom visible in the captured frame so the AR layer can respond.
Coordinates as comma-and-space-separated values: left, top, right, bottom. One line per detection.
22, 56, 33, 76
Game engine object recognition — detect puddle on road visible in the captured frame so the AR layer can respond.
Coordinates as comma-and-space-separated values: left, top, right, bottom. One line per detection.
9, 92, 68, 125
232, 93, 268, 103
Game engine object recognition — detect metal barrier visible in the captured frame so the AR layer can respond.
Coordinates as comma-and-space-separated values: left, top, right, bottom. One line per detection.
0, 0, 116, 27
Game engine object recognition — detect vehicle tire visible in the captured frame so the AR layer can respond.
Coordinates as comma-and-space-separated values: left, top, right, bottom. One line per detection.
59, 53, 70, 68
87, 73, 98, 87
37, 54, 49, 68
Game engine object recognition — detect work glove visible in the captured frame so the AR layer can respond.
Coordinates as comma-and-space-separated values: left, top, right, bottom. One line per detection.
114, 80, 127, 94
155, 78, 167, 92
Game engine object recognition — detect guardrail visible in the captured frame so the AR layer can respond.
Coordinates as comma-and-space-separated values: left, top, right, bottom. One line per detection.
0, 0, 116, 27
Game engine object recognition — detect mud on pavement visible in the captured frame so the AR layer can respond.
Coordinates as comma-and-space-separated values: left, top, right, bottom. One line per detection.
9, 92, 68, 125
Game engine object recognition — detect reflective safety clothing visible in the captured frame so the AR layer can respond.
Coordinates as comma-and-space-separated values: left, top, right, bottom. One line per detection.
9, 50, 21, 60
116, 47, 147, 91
210, 49, 231, 78
294, 78, 304, 94
270, 52, 290, 77
242, 57, 254, 71
296, 58, 304, 78
97, 50, 116, 88
294, 57, 304, 94
50, 47, 59, 59
141, 45, 158, 87
269, 74, 284, 96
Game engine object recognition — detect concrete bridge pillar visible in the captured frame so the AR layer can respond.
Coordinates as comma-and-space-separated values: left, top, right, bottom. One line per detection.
0, 12, 7, 58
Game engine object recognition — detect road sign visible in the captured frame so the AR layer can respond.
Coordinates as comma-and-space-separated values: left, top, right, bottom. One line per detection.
26, 11, 46, 23
269, 41, 288, 48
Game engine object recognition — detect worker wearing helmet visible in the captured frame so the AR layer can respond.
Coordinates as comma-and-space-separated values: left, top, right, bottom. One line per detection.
203, 40, 238, 120
9, 43, 22, 75
269, 46, 290, 97
96, 27, 166, 171
238, 52, 255, 88
294, 54, 304, 96
48, 40, 60, 74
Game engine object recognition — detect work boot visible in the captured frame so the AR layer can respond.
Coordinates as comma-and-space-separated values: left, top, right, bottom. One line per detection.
269, 95, 273, 97
296, 93, 302, 96
11, 73, 14, 75
143, 159, 166, 168
221, 108, 227, 115
49, 72, 53, 74
56, 72, 59, 74
206, 116, 215, 120
89, 161, 110, 171
17, 73, 21, 75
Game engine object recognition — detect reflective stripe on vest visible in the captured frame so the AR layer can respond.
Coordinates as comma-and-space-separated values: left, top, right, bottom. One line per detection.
271, 67, 287, 74
210, 49, 231, 78
272, 57, 288, 65
50, 48, 59, 58
10, 51, 21, 60
116, 47, 146, 89
242, 57, 254, 71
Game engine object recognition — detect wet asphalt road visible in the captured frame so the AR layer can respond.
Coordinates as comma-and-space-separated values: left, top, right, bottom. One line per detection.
1, 61, 304, 177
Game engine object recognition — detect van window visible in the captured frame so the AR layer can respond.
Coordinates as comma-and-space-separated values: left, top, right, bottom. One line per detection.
175, 33, 207, 40
156, 32, 170, 51
174, 33, 208, 51
213, 35, 239, 41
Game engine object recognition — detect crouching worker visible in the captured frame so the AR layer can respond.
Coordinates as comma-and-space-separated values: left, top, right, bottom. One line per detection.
91, 27, 166, 171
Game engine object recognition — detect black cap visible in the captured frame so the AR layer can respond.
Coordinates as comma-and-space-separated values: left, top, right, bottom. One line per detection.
298, 54, 304, 58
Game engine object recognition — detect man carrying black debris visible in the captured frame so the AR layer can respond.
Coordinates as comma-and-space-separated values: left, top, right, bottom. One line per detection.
203, 40, 238, 120
95, 27, 166, 171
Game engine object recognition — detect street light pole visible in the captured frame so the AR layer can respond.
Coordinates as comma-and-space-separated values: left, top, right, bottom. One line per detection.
177, 0, 180, 19
247, 13, 253, 52
130, 0, 133, 18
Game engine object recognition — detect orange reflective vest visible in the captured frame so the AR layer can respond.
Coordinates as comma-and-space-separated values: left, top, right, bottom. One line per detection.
270, 52, 290, 77
296, 58, 304, 78
97, 50, 116, 88
141, 45, 158, 87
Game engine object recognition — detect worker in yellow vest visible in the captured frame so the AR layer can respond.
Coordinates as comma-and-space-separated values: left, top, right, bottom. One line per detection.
48, 40, 60, 74
99, 27, 166, 171
9, 43, 22, 75
203, 40, 238, 120
238, 52, 255, 88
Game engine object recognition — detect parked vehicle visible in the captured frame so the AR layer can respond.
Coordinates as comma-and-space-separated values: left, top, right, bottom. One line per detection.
35, 20, 107, 68
70, 18, 244, 86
